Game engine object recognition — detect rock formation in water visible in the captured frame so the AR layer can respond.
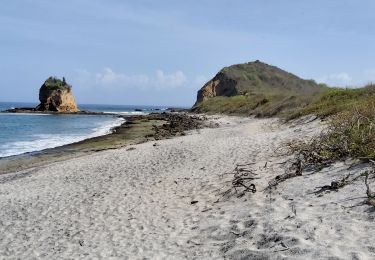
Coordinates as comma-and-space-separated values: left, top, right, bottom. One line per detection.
36, 77, 79, 112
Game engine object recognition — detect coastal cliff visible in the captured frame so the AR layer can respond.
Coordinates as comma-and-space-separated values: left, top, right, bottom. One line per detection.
36, 77, 78, 112
196, 72, 238, 103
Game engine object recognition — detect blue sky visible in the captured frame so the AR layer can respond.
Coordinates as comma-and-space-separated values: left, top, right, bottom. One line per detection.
1, 0, 375, 106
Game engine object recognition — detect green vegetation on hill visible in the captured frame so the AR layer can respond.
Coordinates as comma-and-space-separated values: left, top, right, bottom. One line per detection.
193, 61, 327, 116
194, 82, 375, 119
193, 93, 316, 117
219, 61, 325, 96
193, 61, 375, 121
43, 76, 71, 91
288, 84, 375, 119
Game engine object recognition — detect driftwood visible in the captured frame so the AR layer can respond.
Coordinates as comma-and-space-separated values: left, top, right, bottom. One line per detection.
221, 164, 259, 198
343, 167, 375, 209
313, 173, 364, 195
365, 160, 375, 208
265, 157, 303, 191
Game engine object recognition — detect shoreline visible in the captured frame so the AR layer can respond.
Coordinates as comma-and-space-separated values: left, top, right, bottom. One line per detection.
1, 106, 189, 115
0, 114, 126, 158
0, 112, 205, 175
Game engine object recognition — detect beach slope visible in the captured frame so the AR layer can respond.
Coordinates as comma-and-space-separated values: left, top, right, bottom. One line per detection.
0, 116, 374, 259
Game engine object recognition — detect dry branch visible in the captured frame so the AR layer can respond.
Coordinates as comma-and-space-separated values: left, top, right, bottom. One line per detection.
313, 172, 364, 195
221, 164, 259, 198
364, 161, 375, 208
265, 157, 303, 191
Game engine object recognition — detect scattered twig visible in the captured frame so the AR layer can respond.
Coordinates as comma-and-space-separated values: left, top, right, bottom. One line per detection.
273, 241, 290, 252
312, 172, 364, 195
264, 157, 303, 191
220, 164, 258, 199
364, 166, 375, 208
230, 231, 241, 236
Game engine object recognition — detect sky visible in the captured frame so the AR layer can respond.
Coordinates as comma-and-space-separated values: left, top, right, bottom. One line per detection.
1, 0, 375, 106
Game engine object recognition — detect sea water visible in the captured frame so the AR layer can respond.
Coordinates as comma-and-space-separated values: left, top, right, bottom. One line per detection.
0, 102, 168, 158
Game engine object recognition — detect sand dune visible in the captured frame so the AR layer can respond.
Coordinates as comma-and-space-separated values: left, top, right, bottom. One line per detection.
0, 116, 374, 259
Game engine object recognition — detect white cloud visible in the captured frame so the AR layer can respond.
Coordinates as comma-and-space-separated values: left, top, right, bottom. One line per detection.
317, 72, 352, 86
155, 69, 186, 88
95, 68, 150, 87
74, 68, 187, 89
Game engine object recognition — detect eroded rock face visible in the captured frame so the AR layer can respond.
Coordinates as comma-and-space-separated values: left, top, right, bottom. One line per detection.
36, 77, 79, 112
195, 72, 237, 104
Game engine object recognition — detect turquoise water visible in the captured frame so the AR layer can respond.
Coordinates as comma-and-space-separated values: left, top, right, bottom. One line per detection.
0, 102, 168, 158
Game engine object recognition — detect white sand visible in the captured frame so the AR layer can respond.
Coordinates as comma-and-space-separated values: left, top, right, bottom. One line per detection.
0, 116, 374, 259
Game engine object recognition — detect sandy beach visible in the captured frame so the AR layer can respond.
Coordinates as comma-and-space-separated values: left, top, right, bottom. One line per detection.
0, 116, 374, 259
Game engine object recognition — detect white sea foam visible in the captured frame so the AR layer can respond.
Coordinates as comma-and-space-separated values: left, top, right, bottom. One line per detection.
0, 113, 52, 116
0, 117, 125, 158
103, 111, 149, 116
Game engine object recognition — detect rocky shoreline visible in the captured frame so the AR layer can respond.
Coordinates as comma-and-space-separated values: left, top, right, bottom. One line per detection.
0, 112, 207, 175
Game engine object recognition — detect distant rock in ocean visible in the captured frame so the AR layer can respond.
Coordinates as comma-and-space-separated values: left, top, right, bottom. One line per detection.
36, 77, 79, 113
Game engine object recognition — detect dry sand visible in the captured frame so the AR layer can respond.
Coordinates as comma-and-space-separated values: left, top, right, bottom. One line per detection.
0, 116, 374, 259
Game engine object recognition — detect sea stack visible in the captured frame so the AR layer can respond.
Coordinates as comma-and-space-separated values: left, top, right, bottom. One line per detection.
36, 77, 79, 112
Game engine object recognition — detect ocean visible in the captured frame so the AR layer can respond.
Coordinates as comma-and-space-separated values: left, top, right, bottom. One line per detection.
0, 102, 169, 158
